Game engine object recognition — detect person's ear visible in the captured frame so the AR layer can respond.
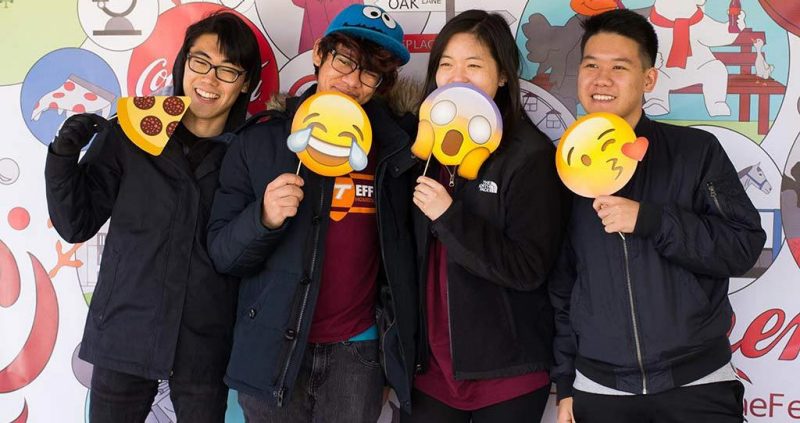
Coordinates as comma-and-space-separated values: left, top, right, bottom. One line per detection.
312, 39, 323, 67
643, 67, 658, 93
498, 72, 508, 87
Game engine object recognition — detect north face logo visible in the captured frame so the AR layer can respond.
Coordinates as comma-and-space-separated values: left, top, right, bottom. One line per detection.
478, 180, 498, 194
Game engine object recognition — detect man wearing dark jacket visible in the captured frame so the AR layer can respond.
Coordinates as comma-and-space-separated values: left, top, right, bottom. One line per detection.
550, 10, 766, 423
206, 5, 417, 421
44, 13, 261, 423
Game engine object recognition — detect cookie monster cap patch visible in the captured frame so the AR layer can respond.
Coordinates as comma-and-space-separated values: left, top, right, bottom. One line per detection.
324, 4, 410, 65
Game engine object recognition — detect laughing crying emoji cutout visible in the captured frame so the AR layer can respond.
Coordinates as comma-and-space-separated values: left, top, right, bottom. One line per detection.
287, 91, 372, 177
411, 83, 503, 180
556, 112, 649, 198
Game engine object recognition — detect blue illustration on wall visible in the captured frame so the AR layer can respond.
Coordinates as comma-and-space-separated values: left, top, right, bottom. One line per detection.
20, 48, 120, 148
517, 0, 789, 141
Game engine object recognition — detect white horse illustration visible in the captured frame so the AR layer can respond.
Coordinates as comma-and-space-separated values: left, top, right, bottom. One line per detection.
738, 163, 772, 194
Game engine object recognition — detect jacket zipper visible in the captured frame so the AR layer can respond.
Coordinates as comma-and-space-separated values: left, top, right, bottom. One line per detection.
374, 145, 408, 372
620, 233, 647, 394
445, 271, 456, 375
444, 175, 459, 375
707, 182, 729, 219
274, 181, 325, 407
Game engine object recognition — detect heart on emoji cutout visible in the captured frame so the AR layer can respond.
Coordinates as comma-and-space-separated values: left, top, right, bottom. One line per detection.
621, 136, 649, 161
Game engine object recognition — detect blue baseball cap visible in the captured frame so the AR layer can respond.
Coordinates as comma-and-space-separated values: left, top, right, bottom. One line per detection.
324, 5, 410, 65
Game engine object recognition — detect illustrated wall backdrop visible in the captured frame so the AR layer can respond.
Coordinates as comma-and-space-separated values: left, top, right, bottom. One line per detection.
1, 1, 799, 422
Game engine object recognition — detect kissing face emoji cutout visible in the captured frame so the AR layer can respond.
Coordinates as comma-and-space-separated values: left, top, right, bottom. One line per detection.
411, 83, 503, 180
287, 91, 373, 177
556, 112, 649, 198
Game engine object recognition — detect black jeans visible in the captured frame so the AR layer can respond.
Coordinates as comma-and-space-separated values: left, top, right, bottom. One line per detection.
238, 340, 384, 423
89, 365, 228, 423
400, 384, 550, 423
572, 381, 745, 423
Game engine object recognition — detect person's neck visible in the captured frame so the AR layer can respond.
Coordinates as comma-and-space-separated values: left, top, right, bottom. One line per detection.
182, 111, 226, 138
626, 108, 644, 129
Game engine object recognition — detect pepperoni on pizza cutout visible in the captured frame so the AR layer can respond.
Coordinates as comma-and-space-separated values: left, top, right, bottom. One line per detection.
117, 96, 191, 156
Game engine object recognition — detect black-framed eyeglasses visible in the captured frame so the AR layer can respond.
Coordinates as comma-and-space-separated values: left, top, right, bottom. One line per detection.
328, 49, 383, 88
186, 54, 246, 83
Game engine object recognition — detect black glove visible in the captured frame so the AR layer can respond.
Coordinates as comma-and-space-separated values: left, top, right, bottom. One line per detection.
51, 113, 109, 156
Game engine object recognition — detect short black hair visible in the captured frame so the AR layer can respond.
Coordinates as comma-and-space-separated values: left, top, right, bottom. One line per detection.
423, 9, 522, 131
172, 12, 262, 131
580, 9, 658, 68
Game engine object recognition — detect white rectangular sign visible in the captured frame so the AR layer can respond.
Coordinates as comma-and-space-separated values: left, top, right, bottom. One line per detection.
369, 0, 447, 13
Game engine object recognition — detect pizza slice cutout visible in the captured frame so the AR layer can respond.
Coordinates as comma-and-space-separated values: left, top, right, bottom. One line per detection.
117, 96, 191, 156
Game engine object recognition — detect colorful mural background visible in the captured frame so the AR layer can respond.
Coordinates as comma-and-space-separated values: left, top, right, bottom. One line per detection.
1, 1, 799, 422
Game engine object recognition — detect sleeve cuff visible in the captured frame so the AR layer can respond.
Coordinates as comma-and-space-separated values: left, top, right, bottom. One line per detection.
430, 200, 460, 236
48, 141, 84, 158
633, 202, 663, 237
47, 143, 80, 159
251, 194, 285, 235
556, 376, 576, 401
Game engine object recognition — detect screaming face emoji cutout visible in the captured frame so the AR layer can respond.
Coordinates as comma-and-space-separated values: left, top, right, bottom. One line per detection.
287, 91, 372, 177
411, 83, 503, 180
556, 112, 649, 198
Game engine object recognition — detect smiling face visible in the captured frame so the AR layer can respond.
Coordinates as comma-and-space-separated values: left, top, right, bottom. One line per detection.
313, 43, 376, 105
288, 91, 372, 177
555, 112, 649, 198
435, 32, 505, 101
181, 33, 248, 136
578, 32, 657, 128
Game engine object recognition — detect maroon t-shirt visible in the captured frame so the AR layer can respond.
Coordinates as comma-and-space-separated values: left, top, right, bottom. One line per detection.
307, 158, 379, 344
414, 167, 550, 410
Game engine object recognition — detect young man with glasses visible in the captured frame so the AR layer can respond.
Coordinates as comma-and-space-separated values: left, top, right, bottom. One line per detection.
207, 4, 419, 421
186, 53, 247, 84
45, 12, 261, 423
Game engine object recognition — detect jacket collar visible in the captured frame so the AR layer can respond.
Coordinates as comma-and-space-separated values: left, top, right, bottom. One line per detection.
633, 112, 657, 140
160, 129, 233, 180
362, 96, 416, 175
195, 133, 233, 179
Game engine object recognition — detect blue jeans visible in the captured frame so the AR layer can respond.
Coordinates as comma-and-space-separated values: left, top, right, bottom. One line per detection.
238, 340, 384, 423
89, 365, 228, 423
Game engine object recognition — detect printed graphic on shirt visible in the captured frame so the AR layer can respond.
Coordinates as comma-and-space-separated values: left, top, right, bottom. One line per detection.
330, 173, 375, 222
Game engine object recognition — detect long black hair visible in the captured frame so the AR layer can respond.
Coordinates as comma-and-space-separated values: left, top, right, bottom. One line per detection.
172, 12, 262, 131
422, 10, 522, 131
